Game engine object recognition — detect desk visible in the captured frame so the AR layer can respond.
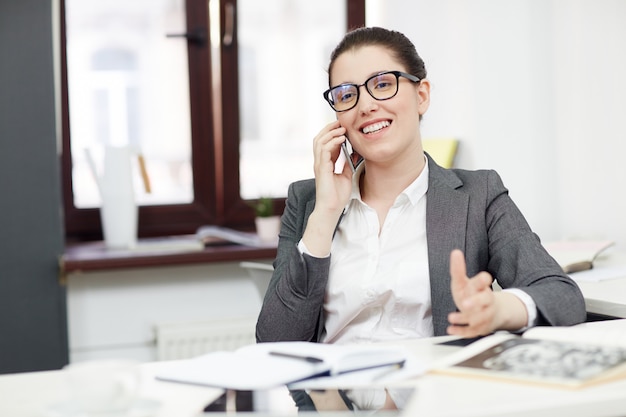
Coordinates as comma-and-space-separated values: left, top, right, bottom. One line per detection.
578, 278, 626, 319
2, 321, 626, 417
575, 251, 626, 319
0, 361, 223, 417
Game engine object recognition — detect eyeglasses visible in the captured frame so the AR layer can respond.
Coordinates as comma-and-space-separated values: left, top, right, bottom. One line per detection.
323, 70, 421, 112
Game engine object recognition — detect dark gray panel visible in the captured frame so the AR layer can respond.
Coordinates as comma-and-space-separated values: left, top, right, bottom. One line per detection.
0, 0, 69, 373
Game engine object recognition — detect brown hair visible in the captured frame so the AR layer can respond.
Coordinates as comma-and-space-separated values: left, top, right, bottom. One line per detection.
327, 26, 427, 87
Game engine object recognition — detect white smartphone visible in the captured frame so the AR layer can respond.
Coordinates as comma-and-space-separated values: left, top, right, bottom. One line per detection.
334, 138, 357, 174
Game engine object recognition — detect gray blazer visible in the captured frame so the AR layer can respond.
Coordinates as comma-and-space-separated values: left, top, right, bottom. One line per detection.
256, 154, 586, 342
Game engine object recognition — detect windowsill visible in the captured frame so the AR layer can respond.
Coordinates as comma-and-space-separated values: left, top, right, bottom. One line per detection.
60, 235, 277, 277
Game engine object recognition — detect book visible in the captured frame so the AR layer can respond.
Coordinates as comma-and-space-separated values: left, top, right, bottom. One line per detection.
155, 341, 408, 391
432, 319, 626, 389
543, 240, 615, 274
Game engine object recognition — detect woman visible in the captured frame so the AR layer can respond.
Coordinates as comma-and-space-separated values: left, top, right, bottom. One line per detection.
256, 26, 585, 347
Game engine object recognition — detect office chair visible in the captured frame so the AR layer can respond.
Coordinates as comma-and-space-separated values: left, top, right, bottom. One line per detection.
423, 138, 458, 168
239, 261, 274, 301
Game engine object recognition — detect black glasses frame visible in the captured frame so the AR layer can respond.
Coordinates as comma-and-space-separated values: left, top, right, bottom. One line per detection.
322, 70, 421, 112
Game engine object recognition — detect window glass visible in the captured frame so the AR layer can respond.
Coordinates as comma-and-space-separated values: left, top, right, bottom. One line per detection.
65, 0, 192, 208
237, 1, 346, 199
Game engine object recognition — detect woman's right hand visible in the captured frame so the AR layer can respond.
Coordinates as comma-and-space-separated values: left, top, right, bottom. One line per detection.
302, 121, 354, 256
312, 121, 354, 214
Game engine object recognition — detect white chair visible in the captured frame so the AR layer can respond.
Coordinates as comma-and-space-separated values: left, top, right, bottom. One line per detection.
239, 261, 274, 300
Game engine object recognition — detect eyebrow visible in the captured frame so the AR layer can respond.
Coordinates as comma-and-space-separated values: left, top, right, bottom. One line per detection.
331, 70, 393, 88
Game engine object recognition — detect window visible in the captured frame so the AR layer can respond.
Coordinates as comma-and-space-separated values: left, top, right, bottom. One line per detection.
61, 0, 365, 241
238, 1, 347, 199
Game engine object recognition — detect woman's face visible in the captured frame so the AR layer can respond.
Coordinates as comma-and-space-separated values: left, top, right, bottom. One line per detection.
330, 45, 430, 167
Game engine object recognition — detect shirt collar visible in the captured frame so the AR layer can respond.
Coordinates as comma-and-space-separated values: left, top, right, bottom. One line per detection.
403, 154, 429, 205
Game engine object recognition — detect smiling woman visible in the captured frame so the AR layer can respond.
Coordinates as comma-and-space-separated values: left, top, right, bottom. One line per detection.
256, 30, 587, 404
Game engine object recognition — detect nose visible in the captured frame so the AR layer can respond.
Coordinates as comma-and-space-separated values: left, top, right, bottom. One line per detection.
356, 86, 378, 114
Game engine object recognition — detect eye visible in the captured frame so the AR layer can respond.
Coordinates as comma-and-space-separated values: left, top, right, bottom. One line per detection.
333, 85, 357, 104
370, 74, 395, 91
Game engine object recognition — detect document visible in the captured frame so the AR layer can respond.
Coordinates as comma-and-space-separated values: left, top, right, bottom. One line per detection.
543, 240, 614, 274
155, 341, 409, 391
432, 320, 626, 389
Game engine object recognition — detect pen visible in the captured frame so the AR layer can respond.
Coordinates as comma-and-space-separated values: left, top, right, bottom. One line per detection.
269, 351, 324, 363
372, 362, 405, 381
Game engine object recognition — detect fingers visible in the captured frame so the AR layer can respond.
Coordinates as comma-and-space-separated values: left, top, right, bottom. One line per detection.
448, 249, 496, 337
313, 121, 347, 174
310, 122, 353, 214
450, 250, 493, 300
447, 284, 496, 337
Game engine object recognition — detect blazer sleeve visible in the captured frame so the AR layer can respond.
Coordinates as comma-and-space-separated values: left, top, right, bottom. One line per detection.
256, 180, 330, 343
477, 170, 587, 326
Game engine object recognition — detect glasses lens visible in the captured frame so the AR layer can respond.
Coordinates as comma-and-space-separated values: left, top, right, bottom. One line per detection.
329, 84, 358, 111
366, 72, 399, 100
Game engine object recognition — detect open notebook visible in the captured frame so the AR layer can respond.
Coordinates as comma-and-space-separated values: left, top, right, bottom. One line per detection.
155, 341, 410, 391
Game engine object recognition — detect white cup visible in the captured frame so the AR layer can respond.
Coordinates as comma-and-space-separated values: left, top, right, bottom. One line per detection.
99, 146, 138, 249
64, 359, 140, 414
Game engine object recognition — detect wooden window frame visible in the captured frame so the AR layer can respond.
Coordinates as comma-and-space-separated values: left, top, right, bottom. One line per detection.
60, 0, 365, 242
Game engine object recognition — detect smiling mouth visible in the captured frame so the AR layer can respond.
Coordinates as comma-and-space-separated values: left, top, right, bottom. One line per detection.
361, 120, 391, 134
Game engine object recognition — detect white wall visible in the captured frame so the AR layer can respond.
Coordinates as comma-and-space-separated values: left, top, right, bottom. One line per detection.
67, 262, 266, 362
369, 0, 626, 245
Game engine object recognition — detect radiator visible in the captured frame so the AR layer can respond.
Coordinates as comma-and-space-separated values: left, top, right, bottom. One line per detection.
155, 316, 257, 361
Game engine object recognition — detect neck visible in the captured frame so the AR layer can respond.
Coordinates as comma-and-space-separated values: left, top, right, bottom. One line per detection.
361, 153, 426, 202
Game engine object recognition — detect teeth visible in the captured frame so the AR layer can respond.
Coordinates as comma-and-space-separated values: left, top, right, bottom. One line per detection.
362, 121, 390, 134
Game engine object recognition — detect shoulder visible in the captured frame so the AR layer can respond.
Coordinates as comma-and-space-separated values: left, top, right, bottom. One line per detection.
285, 179, 317, 212
288, 178, 316, 199
451, 168, 506, 190
427, 154, 506, 193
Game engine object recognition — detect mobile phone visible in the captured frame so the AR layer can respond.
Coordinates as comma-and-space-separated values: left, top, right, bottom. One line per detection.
334, 138, 357, 174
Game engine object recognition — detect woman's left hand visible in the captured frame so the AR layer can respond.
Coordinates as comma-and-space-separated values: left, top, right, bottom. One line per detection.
447, 249, 527, 337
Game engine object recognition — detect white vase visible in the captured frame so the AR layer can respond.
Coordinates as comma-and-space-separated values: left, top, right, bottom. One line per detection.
99, 146, 137, 249
255, 216, 281, 243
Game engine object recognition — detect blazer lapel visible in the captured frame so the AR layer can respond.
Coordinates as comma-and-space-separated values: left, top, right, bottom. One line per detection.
425, 154, 469, 336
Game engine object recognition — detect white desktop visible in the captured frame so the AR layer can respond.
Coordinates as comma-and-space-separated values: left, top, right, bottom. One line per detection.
0, 320, 624, 417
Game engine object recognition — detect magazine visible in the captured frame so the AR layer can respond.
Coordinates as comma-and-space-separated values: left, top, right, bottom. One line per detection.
433, 320, 626, 389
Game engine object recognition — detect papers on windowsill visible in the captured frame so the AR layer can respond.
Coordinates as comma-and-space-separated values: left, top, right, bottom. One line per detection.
196, 225, 276, 248
129, 235, 204, 253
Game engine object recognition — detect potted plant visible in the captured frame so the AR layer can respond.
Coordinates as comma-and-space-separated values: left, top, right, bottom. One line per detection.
251, 197, 280, 243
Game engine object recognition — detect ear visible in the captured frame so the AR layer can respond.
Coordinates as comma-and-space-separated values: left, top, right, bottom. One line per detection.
416, 79, 431, 116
